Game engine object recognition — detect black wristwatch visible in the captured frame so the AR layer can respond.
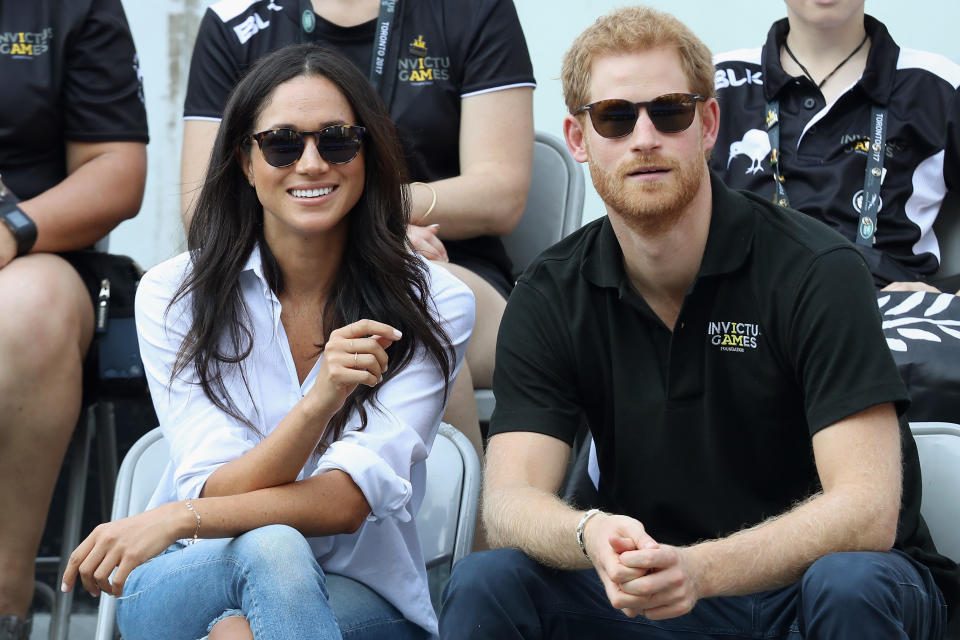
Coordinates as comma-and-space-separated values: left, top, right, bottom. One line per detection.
0, 174, 38, 256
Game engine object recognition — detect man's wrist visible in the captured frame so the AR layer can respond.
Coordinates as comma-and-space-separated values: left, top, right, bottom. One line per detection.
576, 508, 605, 561
680, 543, 712, 599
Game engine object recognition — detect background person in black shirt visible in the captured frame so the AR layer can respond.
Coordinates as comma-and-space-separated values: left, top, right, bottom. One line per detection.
0, 1, 147, 637
712, 0, 960, 294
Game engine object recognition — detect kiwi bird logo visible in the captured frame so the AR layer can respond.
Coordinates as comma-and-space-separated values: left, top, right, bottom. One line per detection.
727, 129, 771, 175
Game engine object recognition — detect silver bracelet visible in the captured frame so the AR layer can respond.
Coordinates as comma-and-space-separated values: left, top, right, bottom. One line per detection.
576, 508, 603, 561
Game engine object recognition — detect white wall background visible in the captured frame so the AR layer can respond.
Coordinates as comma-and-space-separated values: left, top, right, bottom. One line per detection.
115, 1, 960, 270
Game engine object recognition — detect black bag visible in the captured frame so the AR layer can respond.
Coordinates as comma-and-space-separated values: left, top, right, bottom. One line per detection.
62, 250, 148, 399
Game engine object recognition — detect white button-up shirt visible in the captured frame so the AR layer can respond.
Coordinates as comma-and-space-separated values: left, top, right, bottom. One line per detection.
135, 245, 474, 637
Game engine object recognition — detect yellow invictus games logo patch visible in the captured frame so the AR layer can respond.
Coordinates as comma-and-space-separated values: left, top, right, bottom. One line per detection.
707, 320, 761, 352
0, 28, 53, 58
397, 35, 449, 84
409, 34, 427, 57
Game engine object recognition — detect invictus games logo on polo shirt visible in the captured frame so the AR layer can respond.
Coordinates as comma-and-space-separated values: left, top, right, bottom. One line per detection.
707, 320, 761, 353
397, 35, 449, 84
840, 134, 902, 158
0, 28, 53, 58
409, 34, 427, 57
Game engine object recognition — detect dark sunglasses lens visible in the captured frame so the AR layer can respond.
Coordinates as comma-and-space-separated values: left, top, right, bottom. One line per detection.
259, 129, 304, 167
317, 126, 362, 164
590, 100, 640, 138
648, 94, 697, 133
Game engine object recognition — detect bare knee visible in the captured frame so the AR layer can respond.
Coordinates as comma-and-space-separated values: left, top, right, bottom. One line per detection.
209, 615, 254, 640
0, 254, 94, 370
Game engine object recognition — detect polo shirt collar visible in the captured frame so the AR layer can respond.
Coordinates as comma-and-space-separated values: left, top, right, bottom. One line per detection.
581, 172, 755, 291
761, 15, 899, 106
580, 215, 623, 290
858, 15, 899, 106
698, 172, 755, 278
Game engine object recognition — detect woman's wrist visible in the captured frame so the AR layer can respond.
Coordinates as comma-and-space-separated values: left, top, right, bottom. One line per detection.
410, 181, 437, 224
296, 392, 337, 437
163, 500, 202, 540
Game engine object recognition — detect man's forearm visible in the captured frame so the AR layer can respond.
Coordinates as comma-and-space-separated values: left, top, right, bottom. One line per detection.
687, 486, 899, 599
483, 484, 593, 570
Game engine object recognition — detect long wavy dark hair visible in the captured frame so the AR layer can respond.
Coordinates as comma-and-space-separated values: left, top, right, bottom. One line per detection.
170, 44, 453, 451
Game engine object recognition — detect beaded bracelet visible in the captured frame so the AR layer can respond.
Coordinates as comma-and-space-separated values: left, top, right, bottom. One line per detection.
184, 500, 201, 544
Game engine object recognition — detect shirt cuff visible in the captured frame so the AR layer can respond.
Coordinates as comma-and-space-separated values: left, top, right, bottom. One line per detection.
174, 468, 213, 502
312, 441, 413, 523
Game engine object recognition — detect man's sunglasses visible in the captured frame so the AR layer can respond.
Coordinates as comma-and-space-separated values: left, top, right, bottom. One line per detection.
250, 125, 366, 167
574, 93, 705, 138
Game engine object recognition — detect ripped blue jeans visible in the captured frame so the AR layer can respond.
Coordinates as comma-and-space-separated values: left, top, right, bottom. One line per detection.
116, 524, 427, 640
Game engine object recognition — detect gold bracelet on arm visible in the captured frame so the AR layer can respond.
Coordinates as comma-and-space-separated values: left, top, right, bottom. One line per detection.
410, 181, 437, 222
184, 500, 201, 544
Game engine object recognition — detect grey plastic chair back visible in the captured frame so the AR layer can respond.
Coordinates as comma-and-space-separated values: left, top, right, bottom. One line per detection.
94, 428, 165, 640
95, 423, 480, 639
476, 131, 585, 422
502, 131, 585, 280
910, 422, 960, 563
417, 423, 482, 569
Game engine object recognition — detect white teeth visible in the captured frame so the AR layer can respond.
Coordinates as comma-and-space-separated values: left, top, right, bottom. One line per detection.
290, 187, 333, 198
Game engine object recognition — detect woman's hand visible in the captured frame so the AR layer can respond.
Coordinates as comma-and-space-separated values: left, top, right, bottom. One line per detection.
61, 501, 193, 598
307, 319, 402, 415
406, 223, 448, 262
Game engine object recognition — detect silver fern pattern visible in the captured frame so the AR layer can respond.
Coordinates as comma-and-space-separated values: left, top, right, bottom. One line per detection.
878, 291, 960, 352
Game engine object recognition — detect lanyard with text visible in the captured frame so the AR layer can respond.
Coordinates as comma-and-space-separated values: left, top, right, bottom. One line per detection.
298, 0, 403, 108
763, 101, 888, 245
763, 100, 790, 209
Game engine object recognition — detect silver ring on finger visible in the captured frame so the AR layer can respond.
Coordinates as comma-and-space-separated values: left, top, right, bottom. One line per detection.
354, 352, 358, 367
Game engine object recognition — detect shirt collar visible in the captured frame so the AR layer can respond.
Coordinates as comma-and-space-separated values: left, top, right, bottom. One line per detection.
761, 15, 899, 106
241, 242, 274, 296
581, 172, 755, 291
241, 242, 264, 278
698, 172, 755, 278
241, 243, 283, 333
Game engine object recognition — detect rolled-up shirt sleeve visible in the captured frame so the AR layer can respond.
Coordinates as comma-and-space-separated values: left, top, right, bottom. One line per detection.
310, 262, 475, 521
135, 255, 258, 501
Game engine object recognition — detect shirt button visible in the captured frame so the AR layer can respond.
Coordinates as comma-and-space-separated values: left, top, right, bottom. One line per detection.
803, 97, 817, 110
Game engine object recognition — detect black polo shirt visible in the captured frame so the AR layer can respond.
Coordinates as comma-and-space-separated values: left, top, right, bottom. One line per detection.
490, 173, 958, 610
711, 16, 960, 286
0, 0, 148, 199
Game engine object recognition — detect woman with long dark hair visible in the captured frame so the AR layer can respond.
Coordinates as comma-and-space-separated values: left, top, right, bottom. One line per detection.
180, 0, 537, 459
61, 43, 473, 640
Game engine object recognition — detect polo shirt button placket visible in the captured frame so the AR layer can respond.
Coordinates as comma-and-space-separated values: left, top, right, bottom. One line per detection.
803, 97, 817, 110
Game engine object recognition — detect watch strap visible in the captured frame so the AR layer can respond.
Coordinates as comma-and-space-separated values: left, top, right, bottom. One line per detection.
0, 175, 38, 256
